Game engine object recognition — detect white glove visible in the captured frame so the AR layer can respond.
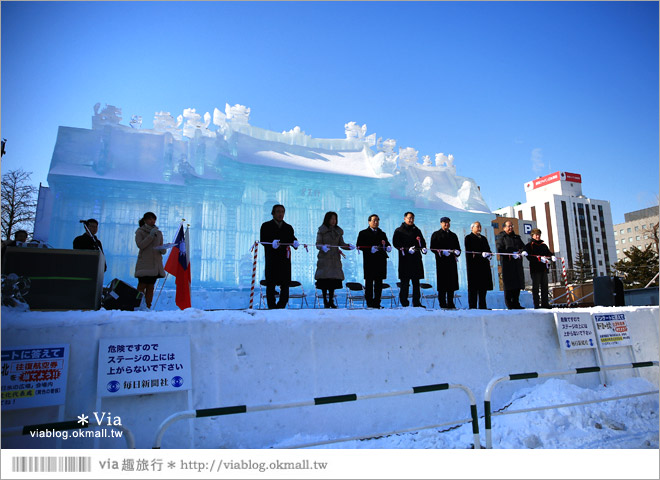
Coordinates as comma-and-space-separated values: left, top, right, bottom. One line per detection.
442, 250, 450, 256
421, 247, 428, 254
521, 251, 529, 257
482, 252, 491, 258
321, 244, 330, 253
512, 252, 520, 259
386, 246, 392, 252
551, 256, 557, 262
272, 239, 280, 249
408, 246, 416, 254
348, 244, 356, 250
371, 246, 378, 254
454, 249, 461, 256
540, 256, 548, 263
293, 240, 300, 248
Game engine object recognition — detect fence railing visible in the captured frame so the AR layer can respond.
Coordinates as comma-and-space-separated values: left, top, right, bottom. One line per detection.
153, 382, 480, 449
483, 361, 659, 448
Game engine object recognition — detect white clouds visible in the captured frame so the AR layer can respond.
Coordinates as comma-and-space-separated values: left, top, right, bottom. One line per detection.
531, 147, 544, 173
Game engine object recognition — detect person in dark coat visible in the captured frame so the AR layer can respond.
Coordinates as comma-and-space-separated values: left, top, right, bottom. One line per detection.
73, 218, 107, 272
495, 220, 526, 309
392, 212, 427, 307
524, 228, 553, 309
356, 214, 392, 308
464, 221, 493, 309
315, 211, 353, 308
260, 204, 298, 309
430, 216, 461, 309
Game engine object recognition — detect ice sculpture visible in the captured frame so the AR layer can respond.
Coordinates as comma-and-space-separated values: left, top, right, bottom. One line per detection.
40, 102, 497, 293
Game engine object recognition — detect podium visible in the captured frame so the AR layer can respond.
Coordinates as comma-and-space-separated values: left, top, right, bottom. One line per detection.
2, 247, 104, 310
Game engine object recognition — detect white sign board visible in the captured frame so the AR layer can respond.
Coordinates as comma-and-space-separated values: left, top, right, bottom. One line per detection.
593, 313, 632, 348
1, 344, 69, 410
554, 312, 597, 350
97, 336, 192, 398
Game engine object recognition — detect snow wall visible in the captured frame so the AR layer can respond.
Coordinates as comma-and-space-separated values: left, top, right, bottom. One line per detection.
2, 306, 658, 449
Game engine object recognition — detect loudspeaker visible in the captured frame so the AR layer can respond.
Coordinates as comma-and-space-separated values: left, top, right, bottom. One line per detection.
1, 247, 104, 310
594, 276, 625, 307
102, 279, 144, 311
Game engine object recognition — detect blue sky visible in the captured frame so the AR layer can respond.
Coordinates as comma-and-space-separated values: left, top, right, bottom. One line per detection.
2, 1, 658, 223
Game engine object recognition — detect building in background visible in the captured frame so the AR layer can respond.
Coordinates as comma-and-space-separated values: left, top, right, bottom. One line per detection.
494, 171, 616, 278
613, 206, 659, 260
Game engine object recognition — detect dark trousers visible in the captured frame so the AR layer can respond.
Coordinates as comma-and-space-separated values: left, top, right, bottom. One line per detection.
365, 278, 383, 307
504, 289, 521, 309
266, 282, 289, 309
531, 271, 550, 308
399, 278, 421, 306
438, 289, 456, 308
468, 288, 488, 309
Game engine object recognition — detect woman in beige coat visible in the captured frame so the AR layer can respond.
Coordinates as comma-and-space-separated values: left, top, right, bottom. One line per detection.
315, 211, 353, 308
135, 212, 166, 308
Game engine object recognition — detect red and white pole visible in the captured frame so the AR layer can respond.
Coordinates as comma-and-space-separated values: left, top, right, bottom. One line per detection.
248, 241, 258, 309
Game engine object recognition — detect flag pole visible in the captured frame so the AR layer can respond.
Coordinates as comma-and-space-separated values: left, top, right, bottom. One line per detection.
153, 273, 169, 309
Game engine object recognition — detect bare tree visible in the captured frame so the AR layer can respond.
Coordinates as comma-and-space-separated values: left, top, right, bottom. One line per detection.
1, 169, 38, 241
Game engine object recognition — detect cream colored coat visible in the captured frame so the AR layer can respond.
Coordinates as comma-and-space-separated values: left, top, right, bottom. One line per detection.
134, 224, 166, 278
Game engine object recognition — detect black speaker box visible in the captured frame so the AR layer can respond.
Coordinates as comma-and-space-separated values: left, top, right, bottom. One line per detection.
2, 247, 104, 310
102, 279, 144, 311
594, 275, 625, 307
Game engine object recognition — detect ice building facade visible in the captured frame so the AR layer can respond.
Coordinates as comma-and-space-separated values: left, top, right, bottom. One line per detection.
36, 103, 497, 293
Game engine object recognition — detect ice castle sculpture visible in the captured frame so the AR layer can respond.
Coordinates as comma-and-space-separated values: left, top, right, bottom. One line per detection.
35, 103, 498, 293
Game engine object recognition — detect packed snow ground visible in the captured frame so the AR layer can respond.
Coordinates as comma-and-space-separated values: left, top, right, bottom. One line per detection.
272, 377, 659, 449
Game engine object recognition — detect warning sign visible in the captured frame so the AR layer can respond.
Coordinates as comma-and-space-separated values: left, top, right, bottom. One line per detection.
554, 312, 597, 350
593, 313, 632, 348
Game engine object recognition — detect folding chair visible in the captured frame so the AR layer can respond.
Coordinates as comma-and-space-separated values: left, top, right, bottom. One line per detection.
345, 282, 367, 309
258, 280, 274, 309
420, 282, 438, 308
287, 281, 308, 309
380, 283, 397, 308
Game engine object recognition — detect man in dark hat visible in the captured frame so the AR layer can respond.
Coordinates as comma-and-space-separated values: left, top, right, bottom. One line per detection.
430, 216, 461, 308
523, 228, 553, 309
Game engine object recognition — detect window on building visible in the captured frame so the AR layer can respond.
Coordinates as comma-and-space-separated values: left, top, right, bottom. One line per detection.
599, 260, 603, 266
621, 239, 626, 244
636, 236, 641, 241
615, 240, 619, 245
597, 249, 601, 254
595, 226, 598, 232
644, 234, 649, 239
629, 237, 633, 242
620, 229, 624, 234
627, 227, 632, 233
635, 226, 639, 231
616, 249, 620, 254
593, 216, 597, 220
592, 205, 596, 209
596, 238, 600, 243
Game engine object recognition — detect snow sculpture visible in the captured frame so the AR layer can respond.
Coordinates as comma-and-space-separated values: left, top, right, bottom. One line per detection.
153, 111, 183, 140
398, 147, 419, 167
92, 103, 122, 129
129, 115, 142, 129
182, 108, 213, 139
225, 103, 250, 124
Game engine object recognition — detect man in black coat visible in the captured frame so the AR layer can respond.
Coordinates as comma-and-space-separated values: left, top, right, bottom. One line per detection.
356, 214, 391, 308
495, 220, 525, 309
73, 218, 107, 272
260, 204, 298, 309
392, 212, 427, 307
464, 221, 493, 309
430, 217, 461, 308
524, 228, 553, 309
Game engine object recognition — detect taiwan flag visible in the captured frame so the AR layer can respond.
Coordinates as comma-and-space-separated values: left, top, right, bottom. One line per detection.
164, 224, 191, 310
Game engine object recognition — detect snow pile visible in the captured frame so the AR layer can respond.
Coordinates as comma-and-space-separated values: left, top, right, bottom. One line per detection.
272, 377, 659, 449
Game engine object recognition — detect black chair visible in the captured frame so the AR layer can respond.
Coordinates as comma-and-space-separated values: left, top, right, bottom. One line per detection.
345, 282, 367, 309
259, 280, 307, 309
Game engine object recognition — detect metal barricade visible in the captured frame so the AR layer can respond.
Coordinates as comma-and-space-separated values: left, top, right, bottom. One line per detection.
483, 361, 659, 448
153, 382, 480, 449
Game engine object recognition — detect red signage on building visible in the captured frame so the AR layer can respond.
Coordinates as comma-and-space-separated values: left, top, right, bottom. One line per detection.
529, 171, 582, 190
